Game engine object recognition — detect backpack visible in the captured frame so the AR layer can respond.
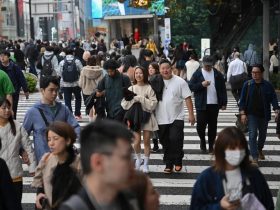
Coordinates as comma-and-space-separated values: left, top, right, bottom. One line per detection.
41, 55, 54, 76
62, 58, 79, 82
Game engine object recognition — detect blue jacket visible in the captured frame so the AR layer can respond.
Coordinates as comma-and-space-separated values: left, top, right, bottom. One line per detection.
23, 101, 80, 163
189, 68, 227, 110
0, 61, 28, 94
239, 79, 279, 121
190, 166, 274, 210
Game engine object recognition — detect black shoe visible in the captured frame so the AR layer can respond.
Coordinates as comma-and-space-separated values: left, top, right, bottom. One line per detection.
152, 139, 159, 152
200, 143, 206, 153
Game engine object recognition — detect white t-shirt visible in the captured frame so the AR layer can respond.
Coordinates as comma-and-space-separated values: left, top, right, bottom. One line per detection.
185, 60, 200, 81
224, 167, 243, 202
155, 75, 192, 125
202, 69, 218, 104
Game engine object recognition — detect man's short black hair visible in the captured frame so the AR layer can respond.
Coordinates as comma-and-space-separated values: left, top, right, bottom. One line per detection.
65, 47, 74, 55
122, 55, 137, 72
80, 120, 133, 175
45, 46, 54, 52
103, 59, 120, 71
143, 49, 153, 57
0, 50, 10, 57
40, 76, 60, 89
159, 58, 171, 66
252, 64, 265, 72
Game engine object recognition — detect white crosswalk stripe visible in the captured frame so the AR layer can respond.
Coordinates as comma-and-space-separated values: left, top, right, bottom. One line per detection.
15, 92, 279, 209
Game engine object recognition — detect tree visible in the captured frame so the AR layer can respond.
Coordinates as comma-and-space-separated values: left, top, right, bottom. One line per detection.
166, 0, 210, 49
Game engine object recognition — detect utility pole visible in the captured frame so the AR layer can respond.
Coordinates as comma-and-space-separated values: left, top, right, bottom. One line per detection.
263, 0, 269, 80
29, 0, 34, 39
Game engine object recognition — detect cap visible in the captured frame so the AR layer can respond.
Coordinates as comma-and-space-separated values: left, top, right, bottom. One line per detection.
202, 55, 214, 66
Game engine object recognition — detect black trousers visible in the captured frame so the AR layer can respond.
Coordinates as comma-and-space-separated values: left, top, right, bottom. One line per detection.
158, 120, 184, 166
13, 181, 23, 204
12, 93, 19, 120
231, 88, 242, 104
196, 104, 219, 151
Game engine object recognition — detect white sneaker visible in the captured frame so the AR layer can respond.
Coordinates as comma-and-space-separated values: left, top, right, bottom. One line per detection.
135, 159, 142, 170
142, 165, 149, 173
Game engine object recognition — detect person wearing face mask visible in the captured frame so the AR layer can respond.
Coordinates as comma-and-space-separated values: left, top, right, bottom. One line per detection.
190, 127, 274, 210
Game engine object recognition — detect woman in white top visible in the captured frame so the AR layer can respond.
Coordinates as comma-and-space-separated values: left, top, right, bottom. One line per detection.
0, 98, 36, 205
121, 66, 158, 173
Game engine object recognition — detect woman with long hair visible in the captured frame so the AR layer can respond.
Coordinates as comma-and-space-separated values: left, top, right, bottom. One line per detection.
32, 121, 82, 210
79, 55, 104, 121
190, 127, 274, 210
0, 97, 36, 206
121, 66, 158, 173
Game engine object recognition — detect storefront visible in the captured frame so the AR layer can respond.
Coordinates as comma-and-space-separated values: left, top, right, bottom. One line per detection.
91, 0, 165, 47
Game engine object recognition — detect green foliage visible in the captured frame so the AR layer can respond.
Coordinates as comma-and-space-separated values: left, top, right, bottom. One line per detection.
24, 72, 38, 93
149, 0, 165, 14
103, 0, 118, 5
269, 73, 280, 90
166, 0, 210, 51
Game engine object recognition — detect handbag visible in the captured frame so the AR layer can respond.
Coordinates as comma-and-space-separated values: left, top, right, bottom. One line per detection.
229, 72, 248, 89
241, 193, 266, 210
235, 114, 248, 133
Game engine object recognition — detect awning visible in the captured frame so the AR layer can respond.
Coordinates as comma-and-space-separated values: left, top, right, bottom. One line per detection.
104, 14, 154, 20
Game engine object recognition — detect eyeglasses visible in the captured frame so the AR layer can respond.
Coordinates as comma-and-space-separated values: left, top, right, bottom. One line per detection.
252, 71, 261, 74
0, 106, 10, 111
101, 151, 133, 162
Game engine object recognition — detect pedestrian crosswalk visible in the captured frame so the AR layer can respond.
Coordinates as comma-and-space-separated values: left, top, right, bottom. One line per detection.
16, 91, 280, 210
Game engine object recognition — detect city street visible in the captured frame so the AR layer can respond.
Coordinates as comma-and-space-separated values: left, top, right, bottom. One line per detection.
18, 90, 280, 210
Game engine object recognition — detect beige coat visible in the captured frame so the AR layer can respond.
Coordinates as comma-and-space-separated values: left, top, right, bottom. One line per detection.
79, 65, 104, 95
32, 153, 82, 205
121, 84, 158, 131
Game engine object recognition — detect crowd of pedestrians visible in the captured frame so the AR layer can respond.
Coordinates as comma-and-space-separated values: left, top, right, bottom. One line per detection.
0, 37, 279, 210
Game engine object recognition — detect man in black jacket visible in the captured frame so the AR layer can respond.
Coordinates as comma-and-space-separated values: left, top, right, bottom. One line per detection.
59, 120, 136, 210
0, 50, 29, 119
189, 55, 227, 154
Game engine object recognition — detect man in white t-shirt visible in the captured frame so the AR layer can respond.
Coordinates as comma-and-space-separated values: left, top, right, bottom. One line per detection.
155, 59, 195, 174
189, 55, 227, 154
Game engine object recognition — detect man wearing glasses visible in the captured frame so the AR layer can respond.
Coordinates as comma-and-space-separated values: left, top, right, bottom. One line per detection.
239, 64, 279, 166
60, 120, 136, 210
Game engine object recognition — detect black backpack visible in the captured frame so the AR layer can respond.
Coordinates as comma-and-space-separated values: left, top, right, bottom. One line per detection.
62, 58, 79, 82
41, 55, 54, 76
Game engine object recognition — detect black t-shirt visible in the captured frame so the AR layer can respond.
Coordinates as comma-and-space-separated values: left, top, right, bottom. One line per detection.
249, 83, 265, 118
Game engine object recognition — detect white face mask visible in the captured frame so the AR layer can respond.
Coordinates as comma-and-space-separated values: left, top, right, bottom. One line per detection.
225, 149, 246, 166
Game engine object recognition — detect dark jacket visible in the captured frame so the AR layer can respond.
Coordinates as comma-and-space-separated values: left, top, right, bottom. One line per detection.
0, 61, 28, 94
149, 74, 164, 101
190, 166, 274, 210
0, 158, 22, 210
123, 102, 150, 132
84, 90, 106, 119
189, 68, 227, 110
239, 79, 279, 121
97, 72, 131, 119
59, 187, 135, 210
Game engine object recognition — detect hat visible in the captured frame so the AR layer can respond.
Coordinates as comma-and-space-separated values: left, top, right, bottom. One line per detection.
202, 55, 214, 66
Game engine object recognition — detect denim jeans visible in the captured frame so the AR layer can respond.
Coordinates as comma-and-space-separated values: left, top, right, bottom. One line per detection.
63, 86, 82, 116
248, 115, 268, 160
